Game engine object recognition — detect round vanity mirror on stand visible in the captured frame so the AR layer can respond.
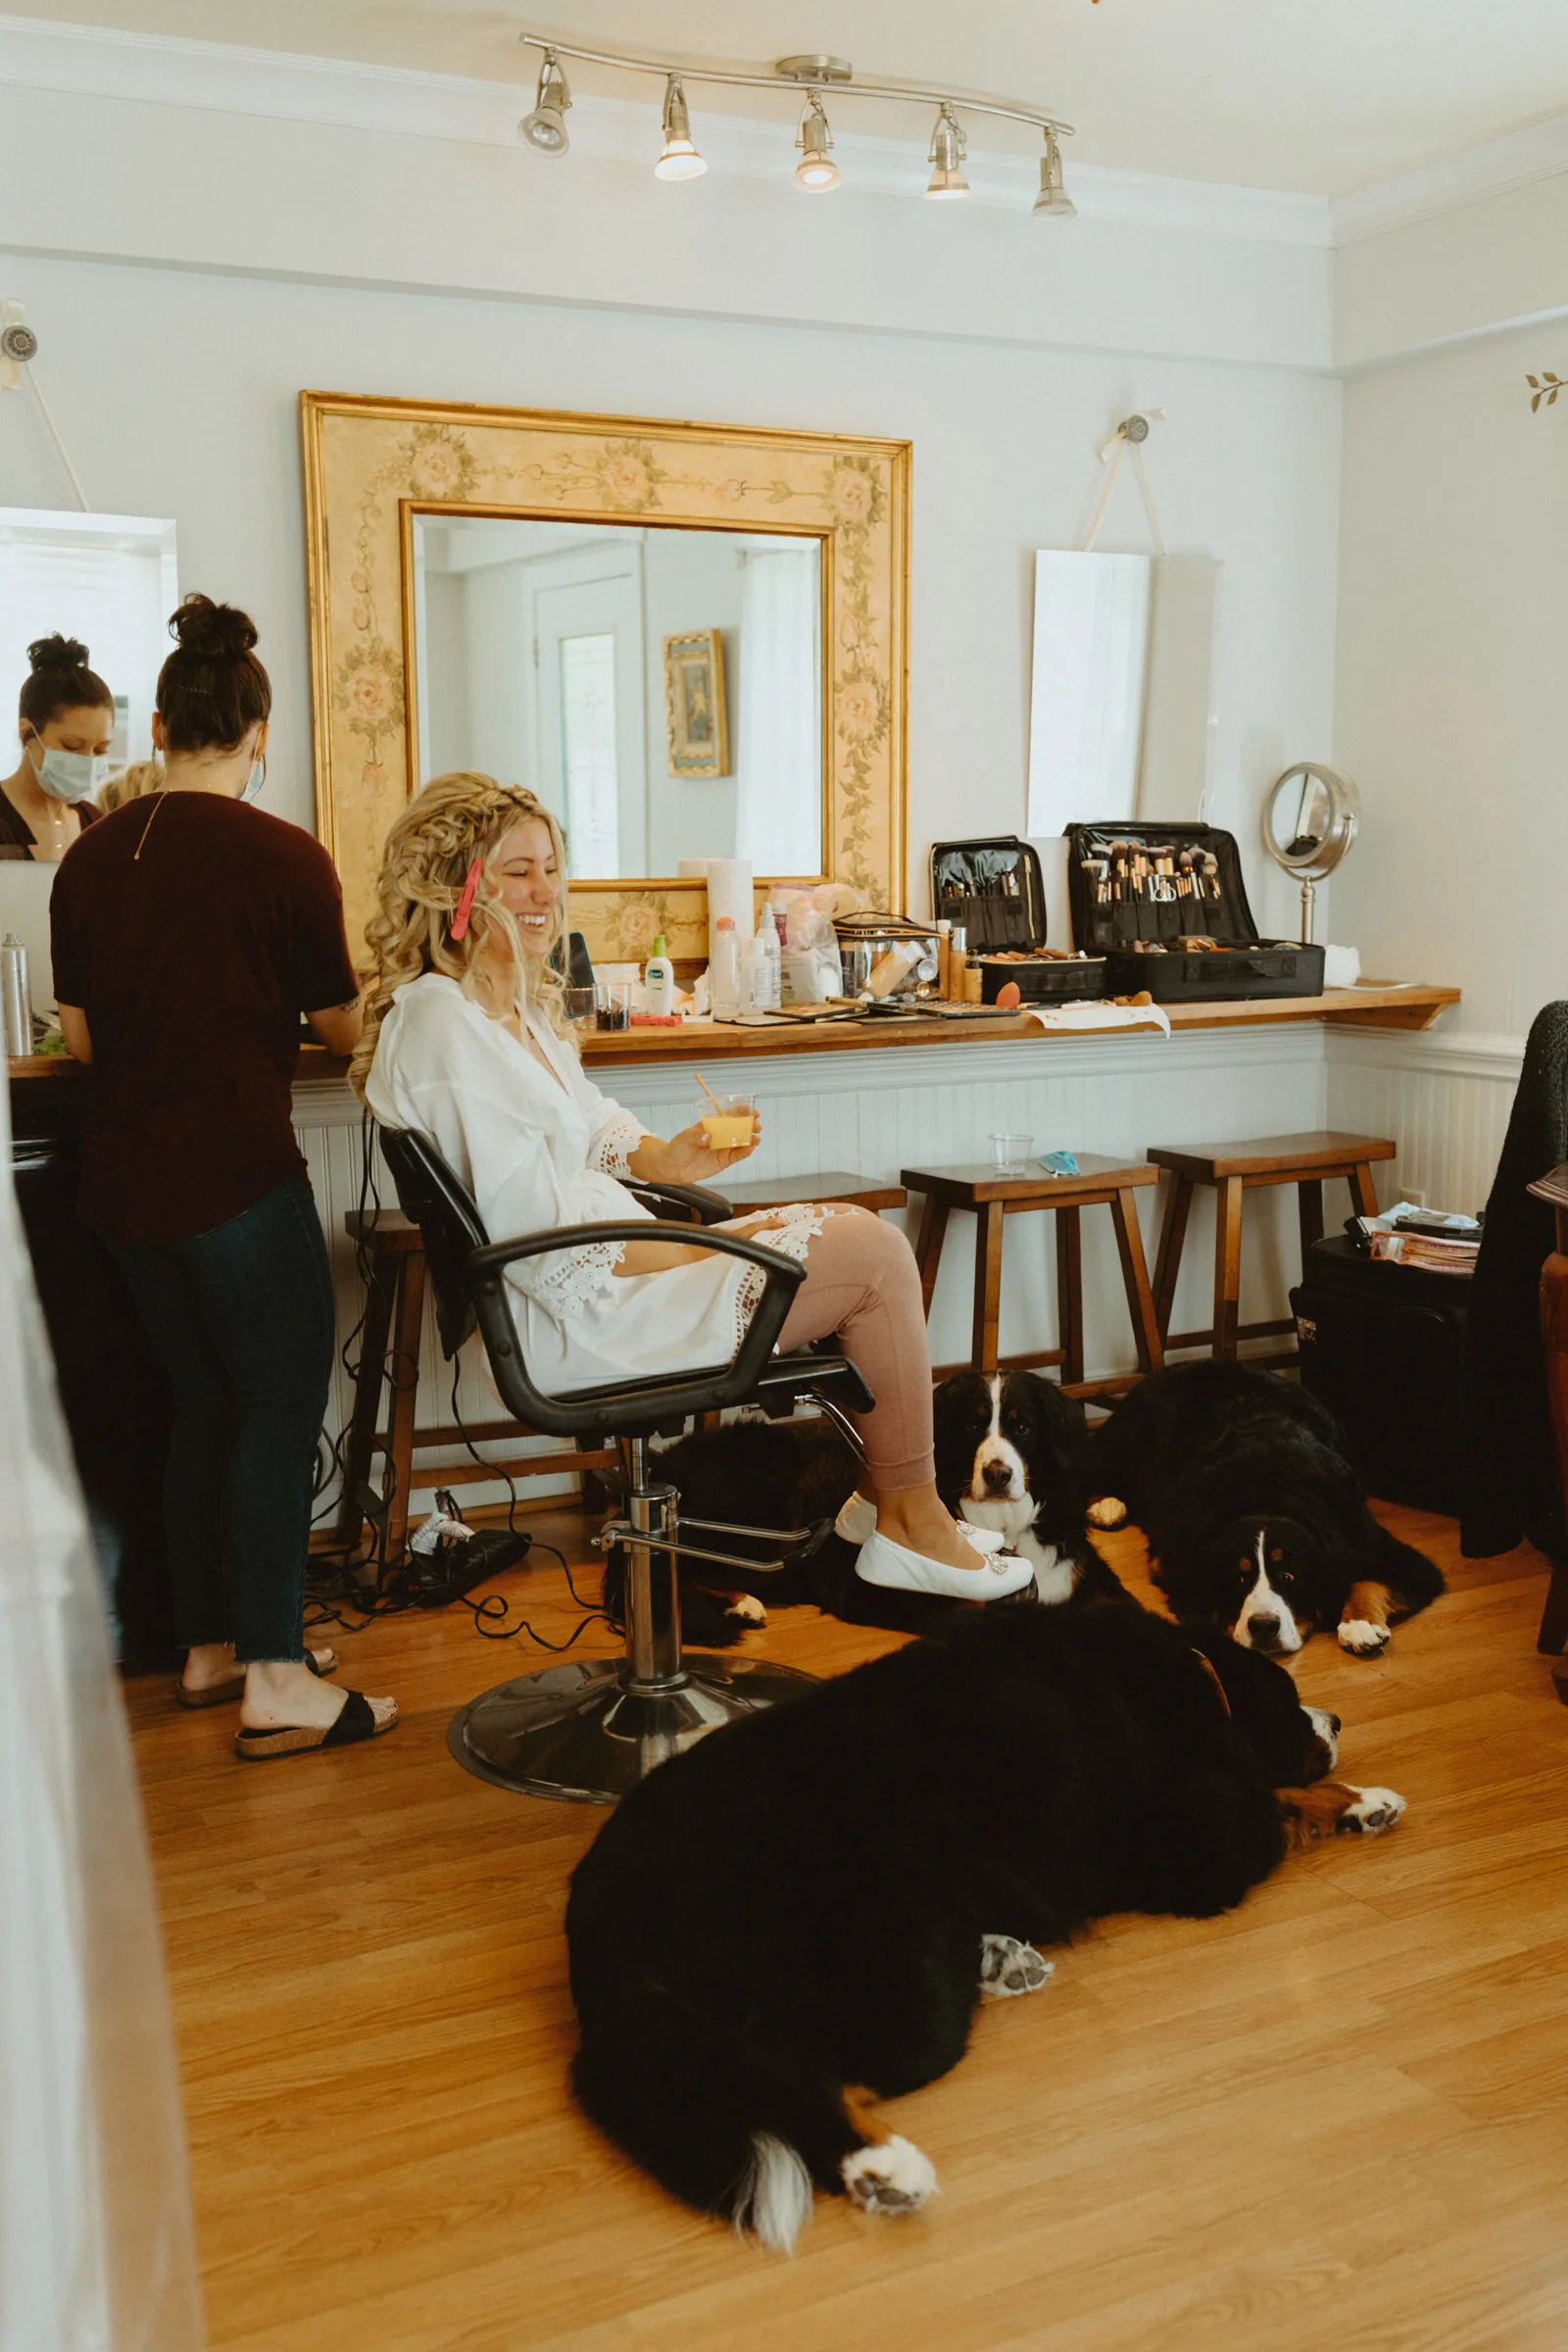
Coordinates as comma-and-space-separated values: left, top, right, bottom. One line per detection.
1262, 762, 1360, 944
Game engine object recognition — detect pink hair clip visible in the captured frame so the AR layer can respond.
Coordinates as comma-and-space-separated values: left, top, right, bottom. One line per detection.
450, 855, 483, 942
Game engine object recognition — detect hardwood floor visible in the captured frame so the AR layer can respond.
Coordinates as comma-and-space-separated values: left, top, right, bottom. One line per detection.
125, 1502, 1568, 2352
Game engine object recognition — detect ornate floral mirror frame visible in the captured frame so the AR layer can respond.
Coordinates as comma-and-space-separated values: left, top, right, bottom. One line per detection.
300, 392, 910, 963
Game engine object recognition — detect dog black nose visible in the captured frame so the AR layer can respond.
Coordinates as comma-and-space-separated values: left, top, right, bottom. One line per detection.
981, 1459, 1012, 1494
1248, 1614, 1281, 1649
1327, 1712, 1342, 1737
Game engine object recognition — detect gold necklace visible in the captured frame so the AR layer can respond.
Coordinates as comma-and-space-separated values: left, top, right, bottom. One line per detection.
133, 791, 171, 861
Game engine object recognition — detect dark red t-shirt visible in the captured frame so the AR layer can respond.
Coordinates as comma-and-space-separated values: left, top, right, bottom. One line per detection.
50, 792, 359, 1245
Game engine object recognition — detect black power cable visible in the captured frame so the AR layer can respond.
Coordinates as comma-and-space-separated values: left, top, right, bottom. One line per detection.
302, 1110, 612, 1651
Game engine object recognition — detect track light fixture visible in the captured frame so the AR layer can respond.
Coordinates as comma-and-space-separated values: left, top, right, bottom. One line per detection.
654, 75, 707, 180
517, 48, 571, 155
925, 103, 970, 200
1034, 126, 1075, 218
516, 34, 1074, 220
795, 93, 841, 191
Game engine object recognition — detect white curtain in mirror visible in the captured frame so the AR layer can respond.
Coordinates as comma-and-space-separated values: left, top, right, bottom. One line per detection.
0, 510, 178, 767
1026, 549, 1218, 837
734, 545, 822, 877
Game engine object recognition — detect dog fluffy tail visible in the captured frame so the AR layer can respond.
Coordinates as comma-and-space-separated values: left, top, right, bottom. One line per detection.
571, 1984, 864, 2252
1372, 1519, 1446, 1612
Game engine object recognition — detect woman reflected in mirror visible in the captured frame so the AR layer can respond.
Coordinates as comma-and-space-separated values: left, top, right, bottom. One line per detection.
0, 633, 114, 861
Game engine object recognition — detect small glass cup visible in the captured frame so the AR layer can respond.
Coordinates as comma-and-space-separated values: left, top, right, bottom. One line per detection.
990, 1132, 1033, 1174
698, 1092, 758, 1153
594, 981, 632, 1032
564, 984, 596, 1032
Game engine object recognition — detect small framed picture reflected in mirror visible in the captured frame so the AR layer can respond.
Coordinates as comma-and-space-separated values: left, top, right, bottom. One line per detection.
663, 627, 729, 779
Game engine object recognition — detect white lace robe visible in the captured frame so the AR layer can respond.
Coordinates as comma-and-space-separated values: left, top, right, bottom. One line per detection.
365, 973, 767, 1396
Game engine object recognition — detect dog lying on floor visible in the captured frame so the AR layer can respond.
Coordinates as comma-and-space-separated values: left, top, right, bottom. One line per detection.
601, 1370, 1119, 1642
566, 1597, 1404, 2251
1086, 1360, 1446, 1657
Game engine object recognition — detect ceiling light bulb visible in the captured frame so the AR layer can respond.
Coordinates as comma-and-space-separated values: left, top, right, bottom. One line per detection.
518, 51, 571, 157
925, 105, 970, 200
655, 76, 708, 180
1033, 127, 1075, 217
795, 92, 842, 191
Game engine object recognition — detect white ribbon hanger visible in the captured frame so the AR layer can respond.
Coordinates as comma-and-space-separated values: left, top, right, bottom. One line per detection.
1081, 410, 1166, 555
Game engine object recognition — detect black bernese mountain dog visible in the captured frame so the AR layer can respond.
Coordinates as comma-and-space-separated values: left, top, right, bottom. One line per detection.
602, 1370, 1116, 1641
1086, 1361, 1446, 1657
566, 1598, 1403, 2251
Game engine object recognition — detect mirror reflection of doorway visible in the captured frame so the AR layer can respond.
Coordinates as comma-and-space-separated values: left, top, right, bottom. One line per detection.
533, 570, 647, 878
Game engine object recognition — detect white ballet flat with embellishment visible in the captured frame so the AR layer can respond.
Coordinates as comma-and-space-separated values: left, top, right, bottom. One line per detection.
836, 1491, 1009, 1555
855, 1529, 1035, 1600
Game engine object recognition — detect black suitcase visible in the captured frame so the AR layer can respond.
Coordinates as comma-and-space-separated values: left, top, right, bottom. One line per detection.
1064, 818, 1326, 1004
928, 833, 1106, 1002
1291, 1235, 1469, 1513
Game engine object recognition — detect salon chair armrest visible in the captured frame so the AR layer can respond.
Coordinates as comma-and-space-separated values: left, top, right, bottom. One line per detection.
467, 1219, 807, 1439
623, 1178, 733, 1226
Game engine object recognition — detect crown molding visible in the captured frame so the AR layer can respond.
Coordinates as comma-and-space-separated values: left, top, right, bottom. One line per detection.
0, 13, 1332, 249
1332, 110, 1568, 246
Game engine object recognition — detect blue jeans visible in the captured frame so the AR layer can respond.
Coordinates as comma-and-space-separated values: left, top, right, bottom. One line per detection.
110, 1177, 333, 1664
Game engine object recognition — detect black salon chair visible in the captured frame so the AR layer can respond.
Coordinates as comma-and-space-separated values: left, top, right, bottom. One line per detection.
377, 1128, 873, 1802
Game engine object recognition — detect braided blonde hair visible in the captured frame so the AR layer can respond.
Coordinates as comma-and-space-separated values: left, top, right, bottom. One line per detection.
350, 771, 570, 1102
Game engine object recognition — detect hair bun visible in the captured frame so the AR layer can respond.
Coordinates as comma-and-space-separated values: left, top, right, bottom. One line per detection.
170, 593, 259, 661
27, 632, 90, 672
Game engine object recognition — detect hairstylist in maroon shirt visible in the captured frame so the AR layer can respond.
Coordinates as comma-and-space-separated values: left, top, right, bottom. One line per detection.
51, 594, 398, 1759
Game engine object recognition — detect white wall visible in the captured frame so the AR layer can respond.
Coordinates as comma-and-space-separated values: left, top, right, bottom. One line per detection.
642, 531, 746, 874
1333, 317, 1568, 1035
0, 252, 1343, 941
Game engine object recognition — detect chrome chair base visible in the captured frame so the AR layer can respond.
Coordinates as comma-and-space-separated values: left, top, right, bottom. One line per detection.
447, 1654, 817, 1804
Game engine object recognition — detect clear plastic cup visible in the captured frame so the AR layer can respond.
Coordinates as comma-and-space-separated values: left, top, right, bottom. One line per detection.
594, 981, 632, 1032
564, 985, 596, 1031
990, 1132, 1033, 1174
698, 1092, 758, 1152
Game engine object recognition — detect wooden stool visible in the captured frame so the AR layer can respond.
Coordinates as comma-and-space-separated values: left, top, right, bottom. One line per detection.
1148, 1130, 1396, 1361
720, 1169, 907, 1215
335, 1209, 613, 1563
901, 1155, 1163, 1396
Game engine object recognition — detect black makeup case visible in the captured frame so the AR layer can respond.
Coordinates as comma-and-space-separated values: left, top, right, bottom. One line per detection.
929, 834, 1106, 1003
1063, 820, 1325, 1003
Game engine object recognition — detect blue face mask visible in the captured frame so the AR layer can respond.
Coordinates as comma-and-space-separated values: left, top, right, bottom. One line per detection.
30, 741, 108, 805
241, 751, 266, 805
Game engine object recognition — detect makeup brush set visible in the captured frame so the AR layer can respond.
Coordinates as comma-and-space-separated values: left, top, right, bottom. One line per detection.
1065, 820, 1326, 1003
930, 835, 1107, 1003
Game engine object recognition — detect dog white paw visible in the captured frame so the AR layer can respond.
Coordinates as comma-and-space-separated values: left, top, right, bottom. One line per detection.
1337, 1785, 1407, 1836
724, 1593, 766, 1626
979, 1934, 1054, 1997
842, 2135, 939, 2215
1088, 1497, 1127, 1530
1339, 1617, 1391, 1657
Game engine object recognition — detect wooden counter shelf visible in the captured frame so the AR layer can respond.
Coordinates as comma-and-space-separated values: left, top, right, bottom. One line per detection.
572, 980, 1458, 1065
7, 983, 1460, 1115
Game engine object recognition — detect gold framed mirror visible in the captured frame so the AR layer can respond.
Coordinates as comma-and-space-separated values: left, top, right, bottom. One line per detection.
301, 393, 909, 962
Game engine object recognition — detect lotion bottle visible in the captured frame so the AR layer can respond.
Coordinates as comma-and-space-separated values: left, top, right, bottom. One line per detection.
710, 915, 741, 1020
644, 934, 676, 1018
756, 904, 782, 1011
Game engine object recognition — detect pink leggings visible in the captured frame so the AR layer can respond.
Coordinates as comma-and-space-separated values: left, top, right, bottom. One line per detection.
735, 1205, 935, 1493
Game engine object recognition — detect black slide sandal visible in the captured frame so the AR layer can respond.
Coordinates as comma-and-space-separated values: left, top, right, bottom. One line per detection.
233, 1690, 395, 1761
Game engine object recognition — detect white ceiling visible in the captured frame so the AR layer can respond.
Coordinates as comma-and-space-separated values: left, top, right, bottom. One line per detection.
19, 0, 1568, 194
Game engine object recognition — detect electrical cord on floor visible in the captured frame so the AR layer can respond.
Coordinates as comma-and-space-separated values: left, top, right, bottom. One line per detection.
300, 1111, 614, 1648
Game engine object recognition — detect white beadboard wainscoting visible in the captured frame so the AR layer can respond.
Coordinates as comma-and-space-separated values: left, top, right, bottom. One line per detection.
294, 1018, 1362, 1518
1325, 1027, 1524, 1219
